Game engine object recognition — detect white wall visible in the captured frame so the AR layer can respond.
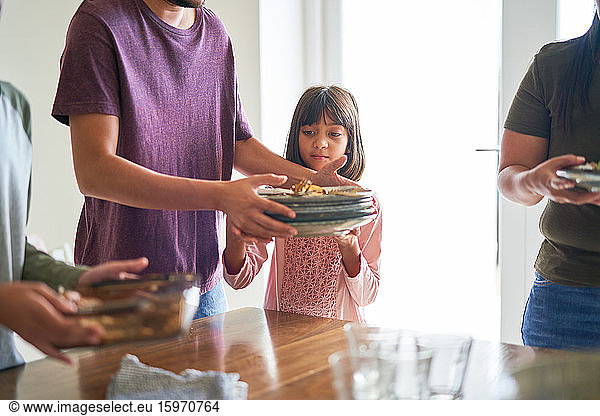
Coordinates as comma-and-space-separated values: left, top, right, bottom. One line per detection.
259, 0, 304, 154
0, 0, 83, 252
206, 0, 262, 140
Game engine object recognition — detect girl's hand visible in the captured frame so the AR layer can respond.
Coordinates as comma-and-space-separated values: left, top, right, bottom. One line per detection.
334, 227, 360, 249
226, 215, 245, 243
224, 216, 253, 275
218, 174, 297, 243
525, 154, 600, 205
77, 257, 149, 287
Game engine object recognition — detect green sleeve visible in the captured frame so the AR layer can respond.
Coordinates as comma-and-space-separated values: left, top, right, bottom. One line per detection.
22, 241, 88, 290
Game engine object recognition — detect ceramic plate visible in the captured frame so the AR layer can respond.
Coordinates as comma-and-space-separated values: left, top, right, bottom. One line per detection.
266, 207, 377, 223
268, 198, 373, 215
556, 168, 600, 191
290, 214, 377, 237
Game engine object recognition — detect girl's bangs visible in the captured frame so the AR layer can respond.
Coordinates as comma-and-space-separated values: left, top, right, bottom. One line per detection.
299, 95, 350, 128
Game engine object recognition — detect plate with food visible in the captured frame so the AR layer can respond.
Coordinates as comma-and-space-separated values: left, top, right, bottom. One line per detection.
259, 179, 377, 236
556, 161, 600, 192
258, 182, 373, 204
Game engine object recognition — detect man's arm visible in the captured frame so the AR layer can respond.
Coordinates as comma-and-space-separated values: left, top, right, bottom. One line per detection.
71, 114, 223, 210
234, 137, 313, 186
69, 114, 296, 240
234, 137, 352, 187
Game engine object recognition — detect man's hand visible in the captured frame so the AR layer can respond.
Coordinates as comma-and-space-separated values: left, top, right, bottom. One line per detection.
0, 282, 105, 365
77, 257, 149, 287
218, 174, 297, 243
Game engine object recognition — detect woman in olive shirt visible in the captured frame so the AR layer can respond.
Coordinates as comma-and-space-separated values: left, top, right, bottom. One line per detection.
499, 1, 600, 350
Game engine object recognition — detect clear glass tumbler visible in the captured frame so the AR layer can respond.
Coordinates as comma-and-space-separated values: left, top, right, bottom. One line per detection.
416, 334, 472, 399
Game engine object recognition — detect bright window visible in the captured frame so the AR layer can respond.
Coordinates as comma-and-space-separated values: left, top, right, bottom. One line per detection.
558, 0, 596, 40
341, 1, 501, 340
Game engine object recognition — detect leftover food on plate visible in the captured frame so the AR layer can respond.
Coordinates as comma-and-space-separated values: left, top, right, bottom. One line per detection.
571, 161, 600, 171
291, 179, 326, 195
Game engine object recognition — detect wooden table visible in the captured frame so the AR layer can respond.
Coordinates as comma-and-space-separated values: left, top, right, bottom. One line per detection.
0, 307, 572, 399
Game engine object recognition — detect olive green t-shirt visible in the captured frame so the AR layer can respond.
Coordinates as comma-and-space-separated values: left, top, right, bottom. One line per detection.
505, 40, 600, 286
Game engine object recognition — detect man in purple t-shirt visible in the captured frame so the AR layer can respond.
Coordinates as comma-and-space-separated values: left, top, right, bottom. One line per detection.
52, 0, 347, 317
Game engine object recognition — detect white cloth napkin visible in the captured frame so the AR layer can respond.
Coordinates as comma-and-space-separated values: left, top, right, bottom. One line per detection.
106, 354, 248, 400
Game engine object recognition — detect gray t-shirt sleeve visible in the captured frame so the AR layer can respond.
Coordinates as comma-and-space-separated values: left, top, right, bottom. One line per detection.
504, 54, 551, 139
52, 12, 120, 126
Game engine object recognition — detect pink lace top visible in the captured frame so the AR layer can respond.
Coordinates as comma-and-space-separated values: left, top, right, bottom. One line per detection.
223, 196, 382, 322
280, 237, 342, 318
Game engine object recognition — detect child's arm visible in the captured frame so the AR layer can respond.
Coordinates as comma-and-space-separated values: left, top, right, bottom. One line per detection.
335, 197, 383, 306
224, 218, 247, 276
223, 215, 269, 289
335, 230, 362, 278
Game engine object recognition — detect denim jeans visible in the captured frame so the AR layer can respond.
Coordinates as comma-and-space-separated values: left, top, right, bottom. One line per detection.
193, 279, 228, 320
522, 272, 600, 350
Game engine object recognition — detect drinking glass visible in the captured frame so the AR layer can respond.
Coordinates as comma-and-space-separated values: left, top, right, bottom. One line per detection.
329, 348, 432, 400
343, 322, 411, 357
416, 334, 472, 399
329, 350, 398, 399
391, 348, 432, 399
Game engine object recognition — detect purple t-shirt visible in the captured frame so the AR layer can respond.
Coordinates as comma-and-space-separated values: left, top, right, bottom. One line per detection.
52, 0, 253, 293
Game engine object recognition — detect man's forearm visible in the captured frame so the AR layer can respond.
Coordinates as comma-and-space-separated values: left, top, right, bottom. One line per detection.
234, 137, 314, 185
76, 153, 224, 211
70, 113, 225, 211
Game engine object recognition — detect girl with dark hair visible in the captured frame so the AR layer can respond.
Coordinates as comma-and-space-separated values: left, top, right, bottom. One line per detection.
498, 1, 600, 349
222, 86, 382, 322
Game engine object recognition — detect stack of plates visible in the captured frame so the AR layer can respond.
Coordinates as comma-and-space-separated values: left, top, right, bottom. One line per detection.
259, 186, 376, 237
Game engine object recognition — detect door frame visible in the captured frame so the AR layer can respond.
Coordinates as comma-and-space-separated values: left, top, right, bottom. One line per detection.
499, 0, 557, 344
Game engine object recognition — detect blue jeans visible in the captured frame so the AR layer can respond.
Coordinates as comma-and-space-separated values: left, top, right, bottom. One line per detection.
522, 272, 600, 350
193, 280, 228, 320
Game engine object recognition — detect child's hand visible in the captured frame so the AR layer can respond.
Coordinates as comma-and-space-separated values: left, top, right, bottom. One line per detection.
226, 215, 248, 244
334, 227, 360, 249
224, 215, 255, 275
